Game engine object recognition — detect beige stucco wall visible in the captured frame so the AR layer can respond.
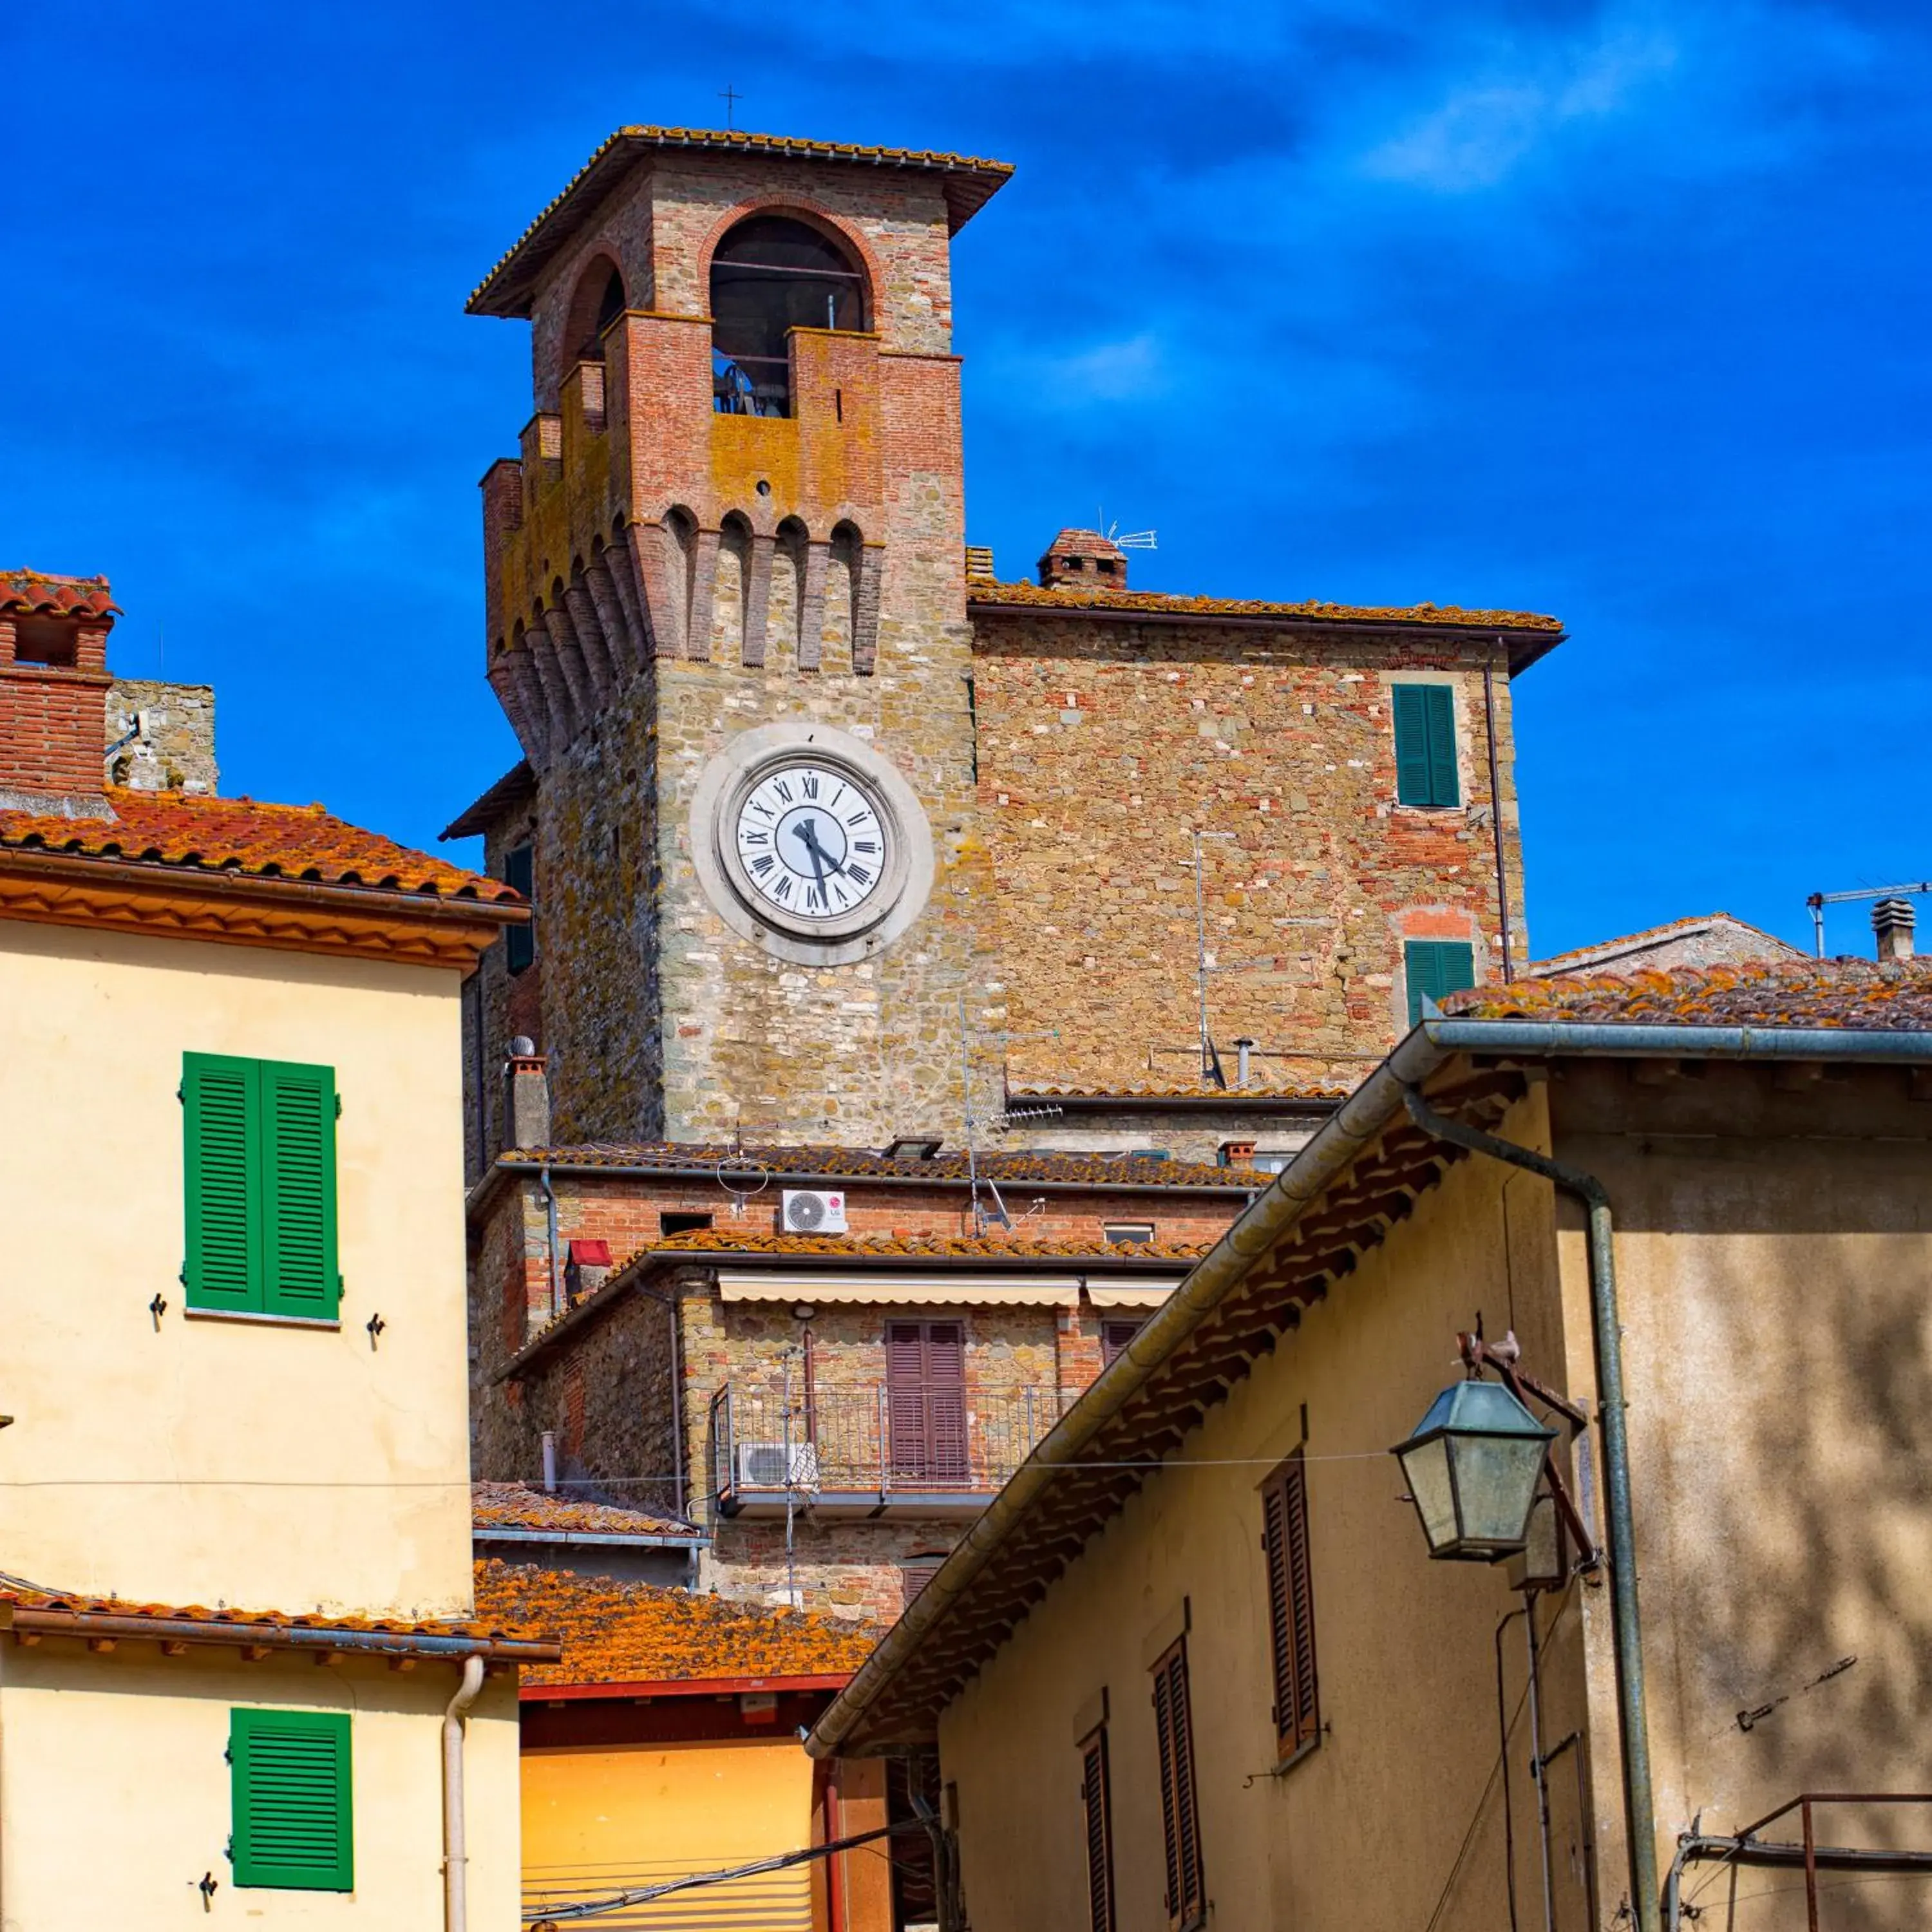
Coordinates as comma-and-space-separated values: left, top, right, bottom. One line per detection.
1548, 1061, 1932, 1924
936, 1088, 1598, 1932
0, 1643, 520, 1929
0, 921, 474, 1615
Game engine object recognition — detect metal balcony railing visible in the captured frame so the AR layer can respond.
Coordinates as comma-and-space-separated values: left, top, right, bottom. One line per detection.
708, 1382, 1074, 1511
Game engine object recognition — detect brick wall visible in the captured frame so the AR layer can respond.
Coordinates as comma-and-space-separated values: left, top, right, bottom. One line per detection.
0, 665, 113, 799
972, 616, 1526, 1091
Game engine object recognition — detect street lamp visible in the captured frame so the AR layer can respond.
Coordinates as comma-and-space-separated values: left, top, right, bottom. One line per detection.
1392, 1376, 1556, 1562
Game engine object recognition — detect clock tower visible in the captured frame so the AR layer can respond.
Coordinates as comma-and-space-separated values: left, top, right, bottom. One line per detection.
460, 128, 1012, 1149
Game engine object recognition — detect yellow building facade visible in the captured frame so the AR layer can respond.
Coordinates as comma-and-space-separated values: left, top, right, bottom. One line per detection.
0, 567, 551, 1929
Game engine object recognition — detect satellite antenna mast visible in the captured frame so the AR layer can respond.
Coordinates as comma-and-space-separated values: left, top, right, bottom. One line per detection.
955, 992, 1063, 1235
1106, 521, 1158, 551
1805, 880, 1932, 956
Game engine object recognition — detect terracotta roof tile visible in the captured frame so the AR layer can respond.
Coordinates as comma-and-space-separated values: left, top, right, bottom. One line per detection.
968, 578, 1563, 634
609, 1229, 1214, 1266
472, 1482, 699, 1540
1007, 1080, 1351, 1103
0, 788, 516, 902
1444, 958, 1932, 1029
506, 1140, 1258, 1189
474, 1558, 878, 1688
440, 761, 536, 843
0, 569, 118, 621
1528, 912, 1806, 976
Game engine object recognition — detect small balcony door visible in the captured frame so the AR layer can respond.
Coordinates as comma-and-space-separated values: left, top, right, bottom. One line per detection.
886, 1320, 969, 1485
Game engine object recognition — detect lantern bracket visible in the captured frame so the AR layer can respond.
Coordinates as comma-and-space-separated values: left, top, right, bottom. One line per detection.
1457, 1331, 1601, 1576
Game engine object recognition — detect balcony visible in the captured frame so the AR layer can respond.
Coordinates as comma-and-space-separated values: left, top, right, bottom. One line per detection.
708, 1383, 1074, 1519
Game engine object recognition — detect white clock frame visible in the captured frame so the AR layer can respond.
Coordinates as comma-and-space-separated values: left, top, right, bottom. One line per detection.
688, 722, 936, 967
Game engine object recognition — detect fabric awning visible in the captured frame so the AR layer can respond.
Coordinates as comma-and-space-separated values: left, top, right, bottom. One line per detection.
715, 1271, 1187, 1307
1084, 1281, 1180, 1309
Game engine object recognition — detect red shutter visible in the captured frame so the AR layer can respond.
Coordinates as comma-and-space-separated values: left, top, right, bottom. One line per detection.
1080, 1728, 1115, 1932
1151, 1640, 1205, 1929
1262, 1450, 1320, 1756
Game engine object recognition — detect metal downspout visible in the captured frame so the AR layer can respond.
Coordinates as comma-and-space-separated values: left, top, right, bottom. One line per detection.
541, 1163, 562, 1319
1402, 1088, 1661, 1932
634, 1282, 688, 1522
442, 1653, 486, 1932
1483, 654, 1515, 981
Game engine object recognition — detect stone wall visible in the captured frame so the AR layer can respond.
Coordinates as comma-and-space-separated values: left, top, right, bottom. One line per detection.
105, 679, 217, 794
971, 616, 1527, 1092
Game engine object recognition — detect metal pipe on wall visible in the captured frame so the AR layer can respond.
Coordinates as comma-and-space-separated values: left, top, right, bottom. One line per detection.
1402, 1088, 1660, 1932
443, 1653, 486, 1932
1484, 652, 1515, 981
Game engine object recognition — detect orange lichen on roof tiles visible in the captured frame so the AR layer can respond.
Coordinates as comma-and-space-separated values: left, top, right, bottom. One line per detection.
0, 569, 118, 620
474, 1558, 878, 1689
0, 788, 516, 902
609, 1229, 1216, 1266
473, 1482, 699, 1540
1528, 912, 1804, 974
968, 577, 1564, 633
505, 1140, 1258, 1189
1444, 958, 1932, 1029
1007, 1079, 1352, 1103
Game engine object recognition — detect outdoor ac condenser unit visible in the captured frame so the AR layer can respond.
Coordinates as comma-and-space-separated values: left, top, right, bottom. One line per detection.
781, 1188, 847, 1233
735, 1441, 820, 1490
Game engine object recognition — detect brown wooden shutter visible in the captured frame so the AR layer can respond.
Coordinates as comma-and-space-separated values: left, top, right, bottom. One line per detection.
886, 1320, 969, 1484
1080, 1727, 1116, 1932
1262, 1448, 1320, 1756
1151, 1639, 1205, 1929
1101, 1319, 1141, 1367
926, 1321, 968, 1483
886, 1321, 927, 1480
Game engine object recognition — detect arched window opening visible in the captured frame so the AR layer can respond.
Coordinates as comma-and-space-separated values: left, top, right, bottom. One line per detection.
711, 215, 865, 419
568, 261, 628, 363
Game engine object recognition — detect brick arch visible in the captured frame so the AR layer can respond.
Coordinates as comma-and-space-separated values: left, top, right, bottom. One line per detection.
561, 251, 628, 359
696, 195, 882, 330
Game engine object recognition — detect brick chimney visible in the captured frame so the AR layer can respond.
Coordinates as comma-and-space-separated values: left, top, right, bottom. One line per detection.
0, 570, 118, 815
504, 1037, 553, 1148
1873, 898, 1915, 963
1038, 529, 1129, 591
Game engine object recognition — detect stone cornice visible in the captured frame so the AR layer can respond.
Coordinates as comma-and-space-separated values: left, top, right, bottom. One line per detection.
0, 848, 526, 971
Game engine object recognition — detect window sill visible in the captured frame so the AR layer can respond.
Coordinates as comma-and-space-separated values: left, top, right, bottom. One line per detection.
183, 1307, 341, 1332
1270, 1733, 1321, 1779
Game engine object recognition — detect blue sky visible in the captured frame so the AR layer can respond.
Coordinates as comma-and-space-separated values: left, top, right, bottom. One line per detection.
6, 0, 1927, 958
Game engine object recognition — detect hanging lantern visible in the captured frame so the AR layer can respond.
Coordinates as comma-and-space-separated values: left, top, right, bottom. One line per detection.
1392, 1377, 1555, 1561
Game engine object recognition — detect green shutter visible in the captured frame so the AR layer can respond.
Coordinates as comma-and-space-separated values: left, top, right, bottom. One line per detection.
1406, 941, 1477, 1027
260, 1061, 340, 1320
183, 1053, 262, 1312
1393, 684, 1459, 807
230, 1707, 353, 1891
504, 844, 535, 974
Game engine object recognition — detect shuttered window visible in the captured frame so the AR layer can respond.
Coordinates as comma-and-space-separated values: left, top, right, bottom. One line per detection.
504, 844, 536, 974
230, 1707, 353, 1891
1150, 1639, 1206, 1931
1261, 1449, 1320, 1759
1079, 1726, 1116, 1932
183, 1054, 341, 1321
1392, 683, 1459, 808
1404, 940, 1477, 1028
1100, 1320, 1142, 1367
886, 1320, 969, 1485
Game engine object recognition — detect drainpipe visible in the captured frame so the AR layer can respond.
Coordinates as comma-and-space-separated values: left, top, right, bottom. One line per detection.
540, 1164, 562, 1320
1483, 652, 1515, 981
1402, 1087, 1660, 1932
442, 1653, 486, 1932
634, 1281, 688, 1520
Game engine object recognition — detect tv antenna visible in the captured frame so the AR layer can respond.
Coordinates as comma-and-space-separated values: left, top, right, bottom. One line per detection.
1097, 509, 1158, 551
1805, 880, 1932, 956
955, 993, 1063, 1234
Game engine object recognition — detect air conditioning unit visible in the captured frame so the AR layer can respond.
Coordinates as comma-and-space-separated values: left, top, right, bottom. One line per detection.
781, 1188, 847, 1233
735, 1441, 820, 1491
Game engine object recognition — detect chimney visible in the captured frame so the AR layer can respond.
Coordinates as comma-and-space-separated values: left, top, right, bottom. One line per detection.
1231, 1037, 1256, 1089
0, 569, 119, 817
1219, 1139, 1258, 1168
504, 1037, 553, 1148
1037, 529, 1129, 591
1873, 898, 1915, 963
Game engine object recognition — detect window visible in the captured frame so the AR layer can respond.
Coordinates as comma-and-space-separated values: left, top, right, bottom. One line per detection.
504, 844, 535, 974
1392, 683, 1459, 808
660, 1210, 714, 1236
1405, 940, 1477, 1028
886, 1320, 969, 1484
182, 1054, 340, 1322
1261, 1449, 1320, 1761
229, 1708, 352, 1891
1079, 1725, 1117, 1932
1103, 1223, 1155, 1247
710, 214, 866, 419
901, 1558, 944, 1609
1100, 1320, 1142, 1367
1150, 1638, 1206, 1931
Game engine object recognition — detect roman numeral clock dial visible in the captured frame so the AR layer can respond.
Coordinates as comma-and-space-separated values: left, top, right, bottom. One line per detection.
733, 764, 888, 920
691, 724, 935, 969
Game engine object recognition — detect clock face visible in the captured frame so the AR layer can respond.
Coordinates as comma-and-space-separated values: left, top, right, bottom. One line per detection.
731, 762, 891, 924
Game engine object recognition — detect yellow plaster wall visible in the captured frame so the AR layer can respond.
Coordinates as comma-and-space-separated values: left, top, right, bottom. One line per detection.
936, 1089, 1598, 1932
0, 920, 475, 1614
522, 1736, 816, 1929
0, 1643, 520, 1929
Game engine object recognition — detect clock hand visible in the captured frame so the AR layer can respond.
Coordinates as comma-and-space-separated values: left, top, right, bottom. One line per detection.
790, 818, 831, 893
